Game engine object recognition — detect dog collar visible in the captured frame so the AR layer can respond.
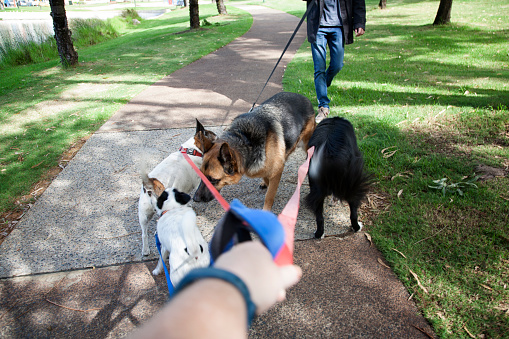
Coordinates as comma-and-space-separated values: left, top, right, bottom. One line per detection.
179, 146, 202, 158
161, 210, 168, 216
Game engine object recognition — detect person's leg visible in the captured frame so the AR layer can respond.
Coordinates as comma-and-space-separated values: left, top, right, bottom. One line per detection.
311, 29, 330, 109
326, 27, 344, 88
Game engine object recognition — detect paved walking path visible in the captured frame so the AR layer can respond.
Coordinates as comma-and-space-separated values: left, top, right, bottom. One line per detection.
0, 5, 435, 338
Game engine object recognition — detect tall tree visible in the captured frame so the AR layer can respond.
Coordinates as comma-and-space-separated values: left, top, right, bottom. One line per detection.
433, 0, 453, 25
49, 0, 78, 67
215, 0, 227, 15
189, 0, 200, 29
378, 0, 387, 9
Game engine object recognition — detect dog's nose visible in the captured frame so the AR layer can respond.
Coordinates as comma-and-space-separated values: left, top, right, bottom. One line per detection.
193, 181, 215, 202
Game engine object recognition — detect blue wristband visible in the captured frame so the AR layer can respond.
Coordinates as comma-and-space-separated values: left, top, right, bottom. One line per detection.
174, 267, 257, 327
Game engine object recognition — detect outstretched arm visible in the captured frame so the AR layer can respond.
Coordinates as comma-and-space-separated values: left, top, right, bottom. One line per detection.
129, 241, 302, 339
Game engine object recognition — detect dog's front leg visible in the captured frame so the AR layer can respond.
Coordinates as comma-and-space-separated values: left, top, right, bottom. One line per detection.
263, 172, 283, 211
138, 187, 156, 256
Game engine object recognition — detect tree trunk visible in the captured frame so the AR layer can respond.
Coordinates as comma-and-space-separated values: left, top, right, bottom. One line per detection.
215, 0, 227, 15
378, 0, 386, 9
433, 0, 453, 25
49, 0, 78, 67
189, 0, 200, 29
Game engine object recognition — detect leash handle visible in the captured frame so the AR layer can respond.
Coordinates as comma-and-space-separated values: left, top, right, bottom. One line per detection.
181, 151, 230, 211
250, 1, 315, 111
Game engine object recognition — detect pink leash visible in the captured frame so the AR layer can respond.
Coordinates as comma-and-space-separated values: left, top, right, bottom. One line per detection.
181, 146, 315, 266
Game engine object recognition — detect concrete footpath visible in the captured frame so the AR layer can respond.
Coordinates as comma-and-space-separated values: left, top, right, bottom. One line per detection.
0, 5, 435, 338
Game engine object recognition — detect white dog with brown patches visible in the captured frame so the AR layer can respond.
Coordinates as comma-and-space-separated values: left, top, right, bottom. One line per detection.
138, 120, 216, 256
149, 187, 210, 286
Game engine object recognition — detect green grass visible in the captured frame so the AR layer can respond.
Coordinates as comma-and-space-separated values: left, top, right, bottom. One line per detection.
268, 0, 508, 337
0, 5, 252, 215
1, 0, 508, 337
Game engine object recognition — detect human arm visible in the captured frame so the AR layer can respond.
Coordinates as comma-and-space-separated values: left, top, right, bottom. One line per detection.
129, 241, 302, 339
353, 0, 367, 36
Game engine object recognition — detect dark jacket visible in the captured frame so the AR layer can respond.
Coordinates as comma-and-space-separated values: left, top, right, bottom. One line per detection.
305, 0, 366, 45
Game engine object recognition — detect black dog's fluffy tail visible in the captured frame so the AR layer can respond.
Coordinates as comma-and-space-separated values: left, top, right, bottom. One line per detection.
305, 117, 371, 210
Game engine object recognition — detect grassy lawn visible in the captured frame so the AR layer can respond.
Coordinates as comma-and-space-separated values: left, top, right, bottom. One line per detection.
0, 4, 252, 229
1, 0, 508, 337
261, 0, 508, 337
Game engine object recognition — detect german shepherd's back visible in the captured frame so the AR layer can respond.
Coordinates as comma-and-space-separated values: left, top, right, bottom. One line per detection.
223, 92, 316, 174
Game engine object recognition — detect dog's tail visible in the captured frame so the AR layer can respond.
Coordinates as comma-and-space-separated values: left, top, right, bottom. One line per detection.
140, 162, 153, 189
306, 144, 372, 207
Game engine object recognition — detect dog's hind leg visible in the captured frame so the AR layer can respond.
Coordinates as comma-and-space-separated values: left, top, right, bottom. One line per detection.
306, 177, 326, 238
259, 177, 269, 190
138, 186, 156, 256
313, 198, 326, 239
152, 247, 169, 276
263, 172, 283, 211
348, 200, 363, 232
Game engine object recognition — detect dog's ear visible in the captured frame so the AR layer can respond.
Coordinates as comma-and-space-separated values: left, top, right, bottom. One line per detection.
173, 189, 191, 206
150, 178, 166, 197
157, 190, 169, 210
194, 121, 217, 154
195, 118, 205, 135
219, 143, 237, 175
142, 174, 165, 197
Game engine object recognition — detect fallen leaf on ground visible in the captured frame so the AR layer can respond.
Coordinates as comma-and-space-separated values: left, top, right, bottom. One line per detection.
409, 268, 428, 293
365, 233, 372, 246
377, 258, 390, 269
392, 248, 407, 258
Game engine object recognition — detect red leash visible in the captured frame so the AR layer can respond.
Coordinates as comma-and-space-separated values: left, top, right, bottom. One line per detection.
274, 146, 314, 265
181, 152, 230, 211
181, 146, 314, 265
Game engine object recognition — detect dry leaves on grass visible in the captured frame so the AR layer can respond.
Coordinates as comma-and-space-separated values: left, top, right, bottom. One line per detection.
381, 146, 398, 158
392, 248, 407, 258
409, 268, 428, 294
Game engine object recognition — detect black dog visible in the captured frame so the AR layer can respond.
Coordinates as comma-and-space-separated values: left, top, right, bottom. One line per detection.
305, 117, 371, 238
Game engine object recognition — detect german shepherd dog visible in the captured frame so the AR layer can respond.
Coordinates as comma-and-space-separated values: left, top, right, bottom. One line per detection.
193, 92, 316, 210
306, 117, 371, 238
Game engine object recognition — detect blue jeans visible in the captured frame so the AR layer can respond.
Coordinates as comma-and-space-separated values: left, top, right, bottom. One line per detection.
311, 27, 344, 109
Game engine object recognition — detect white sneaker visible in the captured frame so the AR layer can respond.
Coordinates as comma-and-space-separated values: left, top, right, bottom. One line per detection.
315, 107, 329, 123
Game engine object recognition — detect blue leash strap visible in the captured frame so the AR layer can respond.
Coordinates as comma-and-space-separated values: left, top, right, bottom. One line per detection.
155, 232, 175, 296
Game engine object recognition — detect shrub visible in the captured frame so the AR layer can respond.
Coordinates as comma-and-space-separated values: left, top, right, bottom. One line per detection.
69, 18, 119, 48
0, 18, 120, 68
0, 35, 58, 69
121, 8, 142, 22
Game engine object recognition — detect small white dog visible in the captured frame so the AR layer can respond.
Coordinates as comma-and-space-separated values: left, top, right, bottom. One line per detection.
138, 120, 216, 256
151, 187, 210, 286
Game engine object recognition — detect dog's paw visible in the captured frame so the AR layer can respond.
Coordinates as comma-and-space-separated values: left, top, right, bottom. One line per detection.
152, 267, 162, 276
352, 222, 363, 232
142, 247, 150, 256
314, 231, 324, 239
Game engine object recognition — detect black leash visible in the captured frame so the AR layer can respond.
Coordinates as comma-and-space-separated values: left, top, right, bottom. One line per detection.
249, 2, 315, 112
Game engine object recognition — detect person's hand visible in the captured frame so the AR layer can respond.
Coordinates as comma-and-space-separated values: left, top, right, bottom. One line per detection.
355, 27, 365, 37
214, 241, 302, 314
